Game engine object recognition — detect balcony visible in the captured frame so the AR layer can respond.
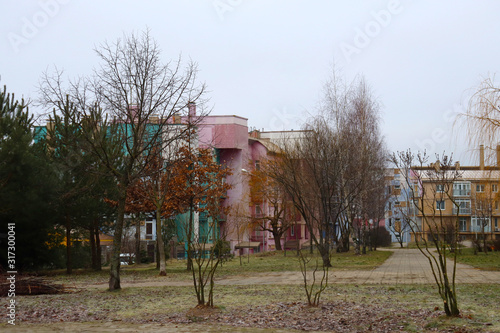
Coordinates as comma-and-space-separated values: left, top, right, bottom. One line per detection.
470, 226, 491, 232
452, 207, 471, 215
453, 189, 471, 197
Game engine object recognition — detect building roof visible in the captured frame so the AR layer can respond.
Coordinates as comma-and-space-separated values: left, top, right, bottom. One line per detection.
248, 137, 282, 154
415, 169, 500, 181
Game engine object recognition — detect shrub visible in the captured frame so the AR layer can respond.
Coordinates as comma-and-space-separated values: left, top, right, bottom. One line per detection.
213, 240, 231, 259
370, 226, 392, 248
491, 238, 500, 252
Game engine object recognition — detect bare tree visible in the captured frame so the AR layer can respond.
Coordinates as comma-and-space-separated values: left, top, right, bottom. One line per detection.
459, 76, 500, 155
268, 74, 386, 266
471, 187, 494, 254
298, 248, 328, 307
38, 30, 207, 290
227, 202, 252, 265
392, 151, 460, 316
249, 160, 294, 251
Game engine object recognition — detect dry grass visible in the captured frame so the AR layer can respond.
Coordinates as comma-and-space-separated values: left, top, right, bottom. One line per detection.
43, 249, 392, 286
6, 284, 500, 332
454, 248, 500, 271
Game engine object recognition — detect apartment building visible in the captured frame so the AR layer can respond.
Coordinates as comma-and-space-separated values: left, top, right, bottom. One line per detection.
384, 168, 413, 244
410, 146, 500, 243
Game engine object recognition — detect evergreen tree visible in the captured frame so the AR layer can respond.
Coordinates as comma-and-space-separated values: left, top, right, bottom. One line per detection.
0, 85, 58, 270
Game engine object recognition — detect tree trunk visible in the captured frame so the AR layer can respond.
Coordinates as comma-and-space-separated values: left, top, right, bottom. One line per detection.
318, 243, 332, 267
156, 208, 166, 276
95, 225, 102, 271
341, 235, 350, 252
362, 228, 367, 254
135, 217, 142, 265
187, 204, 194, 271
482, 227, 488, 254
65, 213, 72, 275
89, 223, 96, 270
355, 228, 361, 255
109, 189, 127, 291
273, 230, 283, 251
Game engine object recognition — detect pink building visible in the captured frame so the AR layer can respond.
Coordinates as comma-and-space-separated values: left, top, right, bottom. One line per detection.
197, 114, 310, 255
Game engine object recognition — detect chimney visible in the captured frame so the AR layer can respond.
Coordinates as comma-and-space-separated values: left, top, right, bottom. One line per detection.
496, 145, 500, 167
173, 112, 181, 124
188, 102, 196, 118
433, 160, 441, 172
480, 145, 485, 170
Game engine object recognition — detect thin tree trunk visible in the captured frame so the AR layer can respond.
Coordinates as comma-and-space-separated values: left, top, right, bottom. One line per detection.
156, 207, 166, 276
89, 223, 96, 270
187, 203, 194, 271
135, 217, 141, 265
65, 213, 72, 275
96, 225, 102, 271
109, 189, 127, 291
310, 233, 313, 254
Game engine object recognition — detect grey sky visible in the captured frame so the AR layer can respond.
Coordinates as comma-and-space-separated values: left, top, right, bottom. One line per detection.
2, 1, 499, 165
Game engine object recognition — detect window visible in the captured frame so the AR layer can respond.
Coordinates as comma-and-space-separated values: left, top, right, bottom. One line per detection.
255, 205, 262, 217
146, 222, 153, 240
459, 218, 467, 232
436, 184, 445, 192
395, 201, 400, 207
255, 160, 260, 171
436, 200, 445, 210
394, 219, 402, 233
394, 183, 401, 189
496, 201, 499, 210
290, 226, 295, 236
388, 218, 392, 227
453, 199, 471, 214
476, 184, 485, 193
471, 216, 490, 232
493, 184, 498, 192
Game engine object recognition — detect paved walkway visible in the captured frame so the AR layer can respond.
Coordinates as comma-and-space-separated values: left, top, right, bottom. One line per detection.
329, 248, 499, 285
217, 248, 499, 285
84, 248, 499, 290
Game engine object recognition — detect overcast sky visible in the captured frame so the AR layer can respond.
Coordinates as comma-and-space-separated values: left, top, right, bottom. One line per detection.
2, 1, 500, 165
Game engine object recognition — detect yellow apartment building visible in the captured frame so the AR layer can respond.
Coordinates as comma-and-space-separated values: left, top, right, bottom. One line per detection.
410, 146, 500, 244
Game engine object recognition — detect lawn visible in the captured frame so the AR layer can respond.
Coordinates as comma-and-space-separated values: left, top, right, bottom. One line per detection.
44, 249, 393, 285
4, 284, 499, 332
454, 248, 500, 271
4, 249, 500, 332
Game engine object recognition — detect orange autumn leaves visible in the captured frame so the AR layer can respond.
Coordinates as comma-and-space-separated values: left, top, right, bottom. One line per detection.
124, 145, 232, 219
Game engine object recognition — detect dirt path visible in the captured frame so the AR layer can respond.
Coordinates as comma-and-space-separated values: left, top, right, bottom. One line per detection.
81, 249, 499, 290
